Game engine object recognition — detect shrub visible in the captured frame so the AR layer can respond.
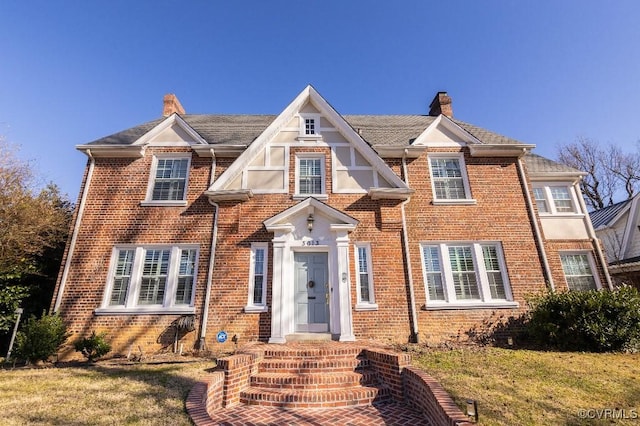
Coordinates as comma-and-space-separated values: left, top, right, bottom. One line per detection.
74, 331, 111, 361
527, 286, 640, 352
14, 312, 69, 363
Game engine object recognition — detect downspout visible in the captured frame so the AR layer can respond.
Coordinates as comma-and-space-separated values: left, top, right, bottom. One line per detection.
199, 149, 219, 349
54, 149, 95, 312
401, 150, 419, 343
517, 156, 555, 291
574, 181, 614, 290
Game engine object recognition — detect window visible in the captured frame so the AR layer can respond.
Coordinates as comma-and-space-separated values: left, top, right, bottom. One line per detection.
246, 243, 268, 312
354, 243, 377, 310
99, 245, 198, 314
298, 114, 321, 138
533, 187, 549, 213
295, 155, 326, 198
420, 242, 515, 308
428, 155, 473, 203
560, 252, 599, 291
532, 184, 578, 214
305, 118, 316, 135
144, 156, 190, 205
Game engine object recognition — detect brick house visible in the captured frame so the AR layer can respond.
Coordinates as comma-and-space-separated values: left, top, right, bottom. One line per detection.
51, 86, 612, 355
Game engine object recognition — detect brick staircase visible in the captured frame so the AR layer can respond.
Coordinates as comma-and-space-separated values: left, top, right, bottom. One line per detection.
187, 342, 474, 426
240, 346, 390, 408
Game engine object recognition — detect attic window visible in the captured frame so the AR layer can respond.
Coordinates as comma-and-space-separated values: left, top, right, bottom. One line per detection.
298, 114, 321, 139
305, 118, 316, 135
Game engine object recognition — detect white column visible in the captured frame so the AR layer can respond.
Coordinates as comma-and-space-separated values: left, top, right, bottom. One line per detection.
269, 238, 287, 343
335, 231, 355, 341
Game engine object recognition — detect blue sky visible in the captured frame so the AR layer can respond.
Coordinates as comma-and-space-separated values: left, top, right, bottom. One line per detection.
1, 1, 639, 199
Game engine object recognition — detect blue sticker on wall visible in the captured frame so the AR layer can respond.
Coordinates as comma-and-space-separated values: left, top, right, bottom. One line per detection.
216, 331, 228, 343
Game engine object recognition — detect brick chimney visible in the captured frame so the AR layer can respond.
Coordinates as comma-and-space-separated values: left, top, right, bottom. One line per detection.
163, 93, 185, 116
428, 92, 453, 118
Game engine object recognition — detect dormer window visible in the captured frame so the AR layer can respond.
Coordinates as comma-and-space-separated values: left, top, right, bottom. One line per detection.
298, 114, 321, 139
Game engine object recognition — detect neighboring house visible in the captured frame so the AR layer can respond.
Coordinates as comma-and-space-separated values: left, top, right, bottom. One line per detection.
591, 194, 640, 288
51, 86, 612, 356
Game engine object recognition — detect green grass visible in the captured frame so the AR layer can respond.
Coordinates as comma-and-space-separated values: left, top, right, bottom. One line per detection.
414, 347, 640, 425
1, 349, 639, 425
0, 360, 212, 426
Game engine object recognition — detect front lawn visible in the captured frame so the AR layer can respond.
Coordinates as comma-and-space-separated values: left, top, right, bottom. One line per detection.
0, 360, 211, 425
1, 348, 639, 425
414, 347, 640, 425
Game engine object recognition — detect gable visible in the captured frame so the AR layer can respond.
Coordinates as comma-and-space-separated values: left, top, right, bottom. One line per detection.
412, 115, 481, 147
209, 86, 409, 199
133, 114, 208, 147
146, 123, 197, 144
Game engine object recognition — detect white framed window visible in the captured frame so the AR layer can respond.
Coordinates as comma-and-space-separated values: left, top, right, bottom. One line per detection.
295, 154, 326, 199
298, 113, 321, 139
420, 242, 516, 309
560, 252, 600, 291
354, 243, 377, 310
532, 184, 580, 215
142, 154, 191, 206
428, 154, 475, 204
98, 245, 198, 314
245, 243, 269, 312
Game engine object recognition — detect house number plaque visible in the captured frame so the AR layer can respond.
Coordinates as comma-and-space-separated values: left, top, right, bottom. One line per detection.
303, 240, 320, 246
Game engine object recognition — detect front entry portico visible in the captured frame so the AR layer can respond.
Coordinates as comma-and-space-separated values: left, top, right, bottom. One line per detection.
264, 198, 358, 343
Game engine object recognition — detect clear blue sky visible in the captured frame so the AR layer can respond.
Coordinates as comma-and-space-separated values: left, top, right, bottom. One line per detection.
1, 1, 639, 200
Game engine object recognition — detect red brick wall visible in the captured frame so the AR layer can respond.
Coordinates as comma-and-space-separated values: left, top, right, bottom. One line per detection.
55, 143, 606, 357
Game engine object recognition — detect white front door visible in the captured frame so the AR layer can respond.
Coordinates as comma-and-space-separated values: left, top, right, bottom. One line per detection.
294, 252, 329, 332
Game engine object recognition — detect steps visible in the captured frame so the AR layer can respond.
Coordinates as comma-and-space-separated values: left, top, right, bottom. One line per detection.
238, 346, 390, 409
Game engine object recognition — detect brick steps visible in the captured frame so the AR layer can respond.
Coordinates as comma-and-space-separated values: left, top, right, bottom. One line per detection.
238, 345, 390, 409
240, 384, 390, 408
250, 370, 378, 389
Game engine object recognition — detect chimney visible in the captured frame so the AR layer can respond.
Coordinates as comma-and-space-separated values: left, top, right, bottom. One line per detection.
163, 93, 185, 116
428, 91, 453, 118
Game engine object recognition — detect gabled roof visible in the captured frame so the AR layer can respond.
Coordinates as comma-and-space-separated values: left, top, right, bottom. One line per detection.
81, 90, 574, 175
590, 198, 634, 229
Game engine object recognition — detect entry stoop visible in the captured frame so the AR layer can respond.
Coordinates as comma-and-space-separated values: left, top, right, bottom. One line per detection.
240, 346, 390, 408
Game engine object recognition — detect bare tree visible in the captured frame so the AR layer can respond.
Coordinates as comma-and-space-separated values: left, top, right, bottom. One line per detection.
556, 137, 640, 210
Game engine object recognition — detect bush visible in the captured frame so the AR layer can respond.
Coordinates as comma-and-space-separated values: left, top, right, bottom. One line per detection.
74, 331, 111, 361
14, 312, 69, 363
527, 286, 640, 352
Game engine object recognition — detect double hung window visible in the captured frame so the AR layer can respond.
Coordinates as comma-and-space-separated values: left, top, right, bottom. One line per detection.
295, 155, 326, 198
428, 155, 473, 203
420, 242, 514, 308
246, 243, 269, 312
560, 252, 599, 291
144, 155, 190, 205
532, 184, 578, 214
354, 243, 377, 310
101, 245, 198, 313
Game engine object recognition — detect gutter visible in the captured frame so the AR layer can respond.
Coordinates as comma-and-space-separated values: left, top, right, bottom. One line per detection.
574, 181, 614, 290
199, 150, 219, 349
401, 150, 419, 343
54, 150, 95, 312
517, 157, 555, 291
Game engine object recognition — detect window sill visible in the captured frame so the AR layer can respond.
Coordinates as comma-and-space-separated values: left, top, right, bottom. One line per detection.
140, 200, 188, 207
95, 307, 195, 315
539, 213, 585, 218
244, 305, 268, 313
355, 303, 378, 311
422, 301, 519, 311
293, 194, 328, 201
432, 199, 477, 206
